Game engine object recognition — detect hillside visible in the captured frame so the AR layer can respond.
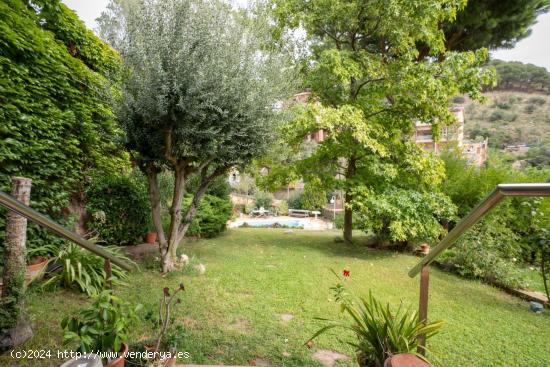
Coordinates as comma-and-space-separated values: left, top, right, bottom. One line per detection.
459, 91, 550, 149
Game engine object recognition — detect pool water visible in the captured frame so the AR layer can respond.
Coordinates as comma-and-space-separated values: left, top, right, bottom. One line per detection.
234, 219, 306, 228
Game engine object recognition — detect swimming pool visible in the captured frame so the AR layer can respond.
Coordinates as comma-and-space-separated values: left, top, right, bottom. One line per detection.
239, 219, 303, 228
232, 218, 308, 228
229, 216, 332, 230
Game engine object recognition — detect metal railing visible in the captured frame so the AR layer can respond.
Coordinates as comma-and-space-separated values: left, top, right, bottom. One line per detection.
409, 183, 550, 278
0, 191, 134, 271
409, 183, 550, 355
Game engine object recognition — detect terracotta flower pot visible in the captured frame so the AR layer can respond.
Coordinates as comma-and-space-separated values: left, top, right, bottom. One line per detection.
106, 343, 128, 367
25, 256, 49, 283
420, 244, 430, 255
384, 353, 431, 367
145, 232, 158, 244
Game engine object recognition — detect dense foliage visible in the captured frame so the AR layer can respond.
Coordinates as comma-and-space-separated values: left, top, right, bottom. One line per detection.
0, 0, 126, 227
490, 59, 550, 94
61, 290, 140, 353
442, 0, 549, 51
185, 195, 232, 238
44, 243, 133, 295
440, 152, 550, 288
270, 0, 494, 243
299, 178, 326, 211
353, 188, 457, 247
254, 191, 274, 209
85, 173, 151, 245
99, 0, 292, 272
464, 91, 549, 149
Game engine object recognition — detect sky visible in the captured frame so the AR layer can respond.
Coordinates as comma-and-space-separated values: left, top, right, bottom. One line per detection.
63, 0, 549, 71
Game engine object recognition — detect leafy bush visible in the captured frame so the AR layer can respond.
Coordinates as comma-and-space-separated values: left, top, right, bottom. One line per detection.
287, 191, 303, 209
273, 200, 289, 216
231, 172, 257, 196
452, 95, 465, 104
524, 103, 537, 114
488, 110, 516, 122
61, 290, 141, 354
86, 173, 151, 245
438, 218, 527, 289
301, 178, 327, 211
254, 191, 273, 209
310, 277, 443, 367
44, 243, 133, 295
185, 194, 232, 238
528, 96, 546, 105
353, 188, 457, 246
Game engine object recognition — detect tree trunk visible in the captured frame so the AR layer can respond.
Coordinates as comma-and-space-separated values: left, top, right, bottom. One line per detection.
0, 177, 33, 351
343, 157, 356, 244
166, 167, 186, 265
145, 164, 173, 273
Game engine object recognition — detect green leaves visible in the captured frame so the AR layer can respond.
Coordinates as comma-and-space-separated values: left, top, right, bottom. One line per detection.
61, 290, 140, 353
352, 187, 457, 244
0, 0, 127, 249
85, 173, 151, 245
44, 242, 133, 296
310, 289, 443, 366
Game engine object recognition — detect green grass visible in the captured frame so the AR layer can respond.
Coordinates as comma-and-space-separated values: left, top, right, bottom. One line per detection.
3, 229, 550, 366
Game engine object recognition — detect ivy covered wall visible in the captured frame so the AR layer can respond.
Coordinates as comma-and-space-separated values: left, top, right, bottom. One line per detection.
0, 0, 127, 243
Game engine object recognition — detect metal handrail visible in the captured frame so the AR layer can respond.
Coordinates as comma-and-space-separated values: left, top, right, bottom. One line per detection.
0, 191, 134, 271
409, 183, 550, 278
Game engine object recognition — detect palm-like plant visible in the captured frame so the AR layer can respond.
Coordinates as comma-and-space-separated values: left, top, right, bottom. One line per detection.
310, 283, 443, 367
44, 242, 134, 295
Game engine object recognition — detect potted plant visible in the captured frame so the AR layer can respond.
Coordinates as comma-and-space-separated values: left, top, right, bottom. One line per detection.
145, 231, 157, 244
308, 270, 443, 367
419, 243, 430, 255
26, 244, 56, 283
61, 290, 141, 367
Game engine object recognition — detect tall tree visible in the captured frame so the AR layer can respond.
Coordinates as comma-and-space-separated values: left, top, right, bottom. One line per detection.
271, 0, 495, 243
98, 0, 291, 272
443, 0, 549, 51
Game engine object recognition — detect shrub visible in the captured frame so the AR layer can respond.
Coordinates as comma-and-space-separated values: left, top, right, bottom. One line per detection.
496, 101, 512, 110
528, 96, 546, 105
353, 188, 457, 246
452, 95, 465, 104
86, 173, 151, 245
489, 110, 505, 121
301, 178, 327, 211
44, 242, 134, 295
232, 173, 257, 196
254, 191, 273, 209
245, 202, 256, 214
274, 200, 289, 215
524, 103, 537, 114
185, 194, 232, 238
437, 218, 527, 289
287, 191, 303, 209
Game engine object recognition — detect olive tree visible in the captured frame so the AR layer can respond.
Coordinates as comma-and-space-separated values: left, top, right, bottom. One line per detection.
99, 0, 291, 272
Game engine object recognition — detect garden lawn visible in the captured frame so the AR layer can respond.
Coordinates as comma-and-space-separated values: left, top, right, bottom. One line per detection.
3, 229, 550, 367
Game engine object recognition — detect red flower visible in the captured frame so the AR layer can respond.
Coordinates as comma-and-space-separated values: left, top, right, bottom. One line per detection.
342, 269, 350, 277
